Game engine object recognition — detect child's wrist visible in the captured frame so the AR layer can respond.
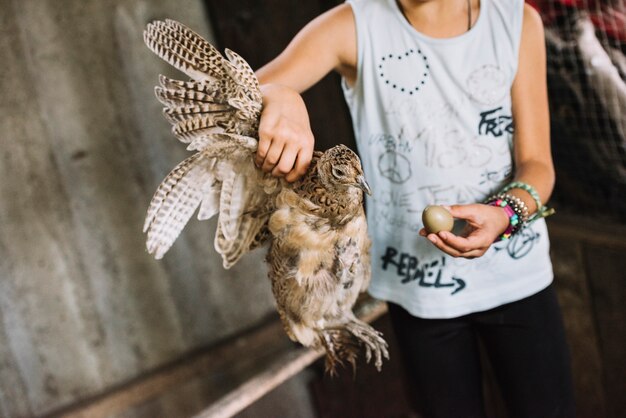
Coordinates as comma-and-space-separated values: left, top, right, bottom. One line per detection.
484, 194, 528, 241
498, 181, 555, 222
260, 83, 300, 101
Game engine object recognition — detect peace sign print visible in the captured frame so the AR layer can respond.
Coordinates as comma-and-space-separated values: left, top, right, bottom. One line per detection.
378, 48, 430, 96
378, 149, 412, 184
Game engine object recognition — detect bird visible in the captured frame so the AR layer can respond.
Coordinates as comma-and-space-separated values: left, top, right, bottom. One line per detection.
142, 19, 389, 374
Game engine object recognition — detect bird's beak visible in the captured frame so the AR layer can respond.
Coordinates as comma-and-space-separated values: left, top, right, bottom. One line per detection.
355, 175, 372, 195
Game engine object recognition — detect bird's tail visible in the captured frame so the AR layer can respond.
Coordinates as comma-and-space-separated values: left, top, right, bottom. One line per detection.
318, 319, 389, 376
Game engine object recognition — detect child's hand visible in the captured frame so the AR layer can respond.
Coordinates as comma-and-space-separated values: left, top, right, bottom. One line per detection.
419, 204, 510, 259
256, 84, 315, 182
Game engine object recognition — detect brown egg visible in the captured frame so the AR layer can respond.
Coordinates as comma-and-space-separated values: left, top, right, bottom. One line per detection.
422, 205, 454, 234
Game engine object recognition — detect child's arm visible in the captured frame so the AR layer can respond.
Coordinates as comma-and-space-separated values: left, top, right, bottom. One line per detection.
254, 4, 357, 182
424, 5, 554, 258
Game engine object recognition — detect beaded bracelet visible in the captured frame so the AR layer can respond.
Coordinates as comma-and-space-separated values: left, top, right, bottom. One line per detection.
487, 198, 518, 240
499, 181, 555, 222
485, 193, 529, 241
500, 181, 542, 212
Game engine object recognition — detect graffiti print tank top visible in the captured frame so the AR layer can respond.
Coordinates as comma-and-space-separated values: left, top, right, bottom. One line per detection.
343, 0, 553, 318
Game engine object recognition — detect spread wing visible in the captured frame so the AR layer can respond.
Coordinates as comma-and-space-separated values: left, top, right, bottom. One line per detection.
143, 19, 279, 267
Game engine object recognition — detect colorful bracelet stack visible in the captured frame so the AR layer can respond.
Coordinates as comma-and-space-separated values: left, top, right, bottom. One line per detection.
485, 193, 529, 241
499, 181, 555, 222
484, 181, 555, 242
488, 198, 518, 240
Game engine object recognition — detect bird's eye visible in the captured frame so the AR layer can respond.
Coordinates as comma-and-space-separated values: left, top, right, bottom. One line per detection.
332, 168, 346, 178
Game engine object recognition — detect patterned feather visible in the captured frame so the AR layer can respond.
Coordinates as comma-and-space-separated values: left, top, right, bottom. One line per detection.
143, 20, 388, 374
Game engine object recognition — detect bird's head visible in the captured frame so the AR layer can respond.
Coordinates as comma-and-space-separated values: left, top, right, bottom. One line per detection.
317, 144, 372, 195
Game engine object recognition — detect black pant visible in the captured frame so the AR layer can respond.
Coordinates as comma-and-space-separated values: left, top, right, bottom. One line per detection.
388, 285, 575, 418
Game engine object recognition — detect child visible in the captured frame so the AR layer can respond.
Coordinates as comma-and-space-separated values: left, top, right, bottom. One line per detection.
255, 0, 575, 416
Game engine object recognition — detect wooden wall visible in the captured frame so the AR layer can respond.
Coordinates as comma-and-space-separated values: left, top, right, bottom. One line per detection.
0, 1, 279, 416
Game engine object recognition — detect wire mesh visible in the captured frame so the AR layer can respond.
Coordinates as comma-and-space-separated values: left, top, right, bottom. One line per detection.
529, 0, 626, 223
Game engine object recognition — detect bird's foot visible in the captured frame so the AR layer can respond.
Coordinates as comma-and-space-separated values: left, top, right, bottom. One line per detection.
319, 329, 357, 377
345, 319, 389, 371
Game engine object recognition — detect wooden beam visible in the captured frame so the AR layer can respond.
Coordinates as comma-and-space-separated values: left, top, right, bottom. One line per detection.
547, 215, 626, 249
194, 298, 387, 418
51, 298, 387, 418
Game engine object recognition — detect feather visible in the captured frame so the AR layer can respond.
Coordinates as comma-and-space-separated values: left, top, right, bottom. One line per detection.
197, 159, 220, 220
158, 75, 225, 101
144, 20, 222, 81
224, 48, 262, 103
187, 133, 257, 154
144, 153, 214, 258
156, 87, 230, 112
163, 19, 226, 79
217, 167, 247, 242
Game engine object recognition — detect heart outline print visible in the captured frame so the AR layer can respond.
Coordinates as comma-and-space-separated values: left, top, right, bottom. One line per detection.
378, 48, 430, 95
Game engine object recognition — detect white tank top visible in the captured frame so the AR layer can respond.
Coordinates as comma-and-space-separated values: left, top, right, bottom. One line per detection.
343, 0, 553, 318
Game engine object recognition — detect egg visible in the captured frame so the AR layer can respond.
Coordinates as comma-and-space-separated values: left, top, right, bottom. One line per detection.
422, 205, 454, 234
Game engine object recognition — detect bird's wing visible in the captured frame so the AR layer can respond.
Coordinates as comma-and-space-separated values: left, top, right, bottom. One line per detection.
143, 152, 216, 259
143, 19, 279, 266
144, 19, 262, 144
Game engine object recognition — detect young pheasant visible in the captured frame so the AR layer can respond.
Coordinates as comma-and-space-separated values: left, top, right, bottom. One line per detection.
143, 19, 388, 373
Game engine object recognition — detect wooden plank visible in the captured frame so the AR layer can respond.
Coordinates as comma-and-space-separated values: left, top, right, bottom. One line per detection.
548, 214, 624, 417
49, 299, 387, 418
49, 318, 286, 418
546, 215, 626, 249
549, 234, 607, 417
195, 346, 321, 418
583, 245, 626, 418
309, 313, 418, 418
194, 299, 387, 418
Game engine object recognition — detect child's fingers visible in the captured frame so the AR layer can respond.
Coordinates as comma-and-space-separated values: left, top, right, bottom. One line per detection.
272, 144, 299, 177
261, 140, 285, 173
286, 149, 312, 182
447, 204, 481, 223
256, 135, 271, 167
438, 231, 487, 253
256, 114, 277, 167
426, 233, 463, 257
426, 231, 489, 259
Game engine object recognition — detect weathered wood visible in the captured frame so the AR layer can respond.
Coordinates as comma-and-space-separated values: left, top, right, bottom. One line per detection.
547, 215, 626, 418
50, 316, 284, 418
546, 214, 626, 250
583, 245, 626, 418
548, 225, 608, 417
193, 298, 387, 418
45, 299, 386, 418
0, 0, 278, 415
